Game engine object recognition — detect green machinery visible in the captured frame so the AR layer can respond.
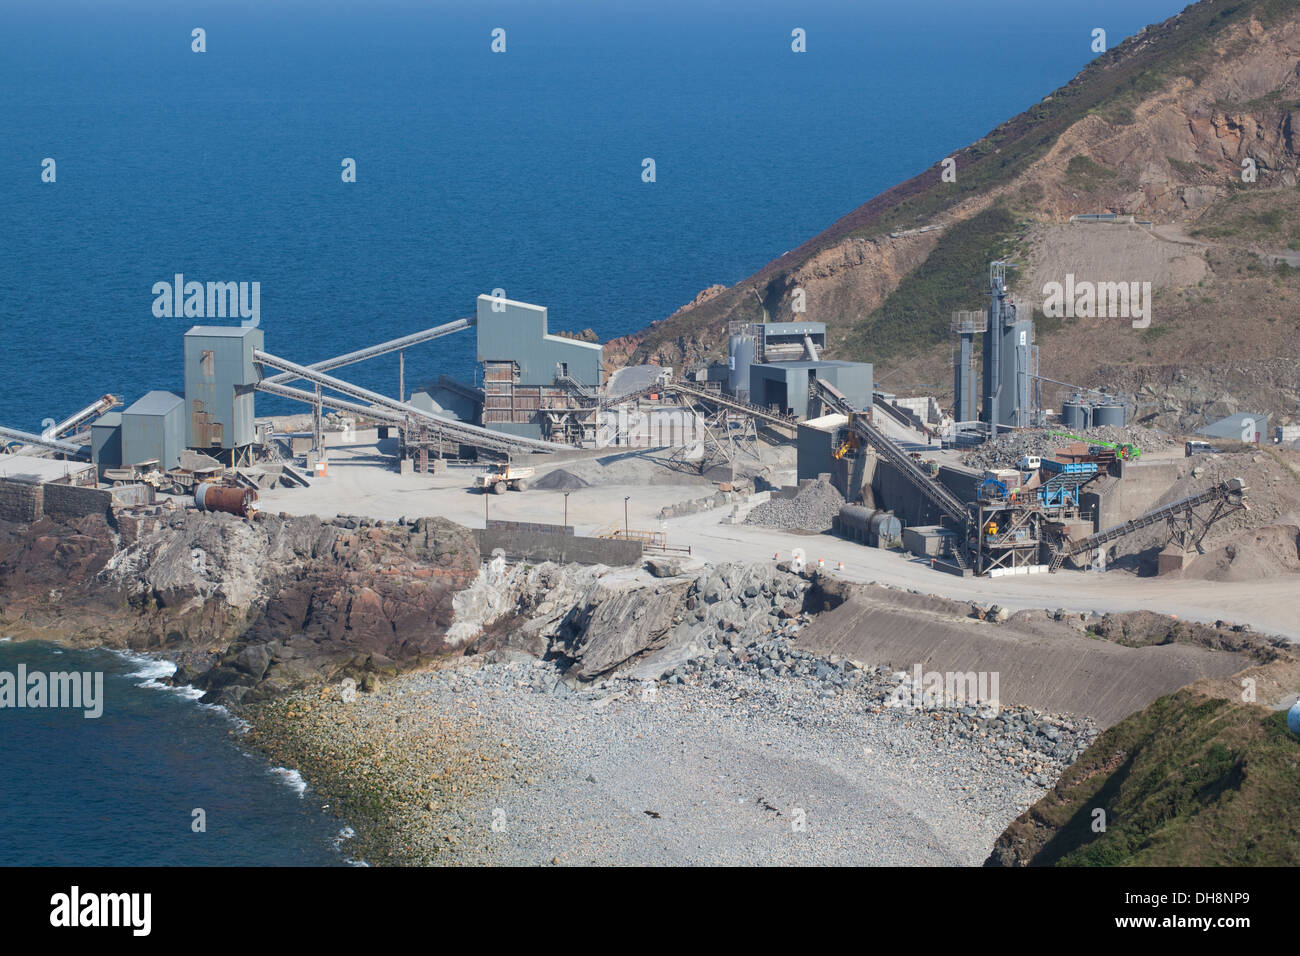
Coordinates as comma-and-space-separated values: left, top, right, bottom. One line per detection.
1047, 431, 1142, 461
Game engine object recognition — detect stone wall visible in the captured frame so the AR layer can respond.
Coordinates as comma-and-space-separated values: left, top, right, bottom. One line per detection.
42, 484, 116, 521
0, 481, 42, 523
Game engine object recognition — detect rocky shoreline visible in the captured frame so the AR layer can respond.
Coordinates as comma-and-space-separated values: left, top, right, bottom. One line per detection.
240, 625, 1100, 865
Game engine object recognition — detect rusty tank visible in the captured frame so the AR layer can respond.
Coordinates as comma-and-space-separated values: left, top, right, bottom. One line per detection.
194, 482, 257, 517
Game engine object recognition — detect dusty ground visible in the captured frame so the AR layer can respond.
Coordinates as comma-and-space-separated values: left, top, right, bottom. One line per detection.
255, 423, 1300, 641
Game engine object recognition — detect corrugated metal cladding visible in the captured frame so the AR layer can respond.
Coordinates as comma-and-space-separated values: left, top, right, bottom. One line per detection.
91, 412, 123, 472
1199, 412, 1269, 442
475, 295, 603, 388
121, 390, 185, 469
183, 325, 263, 449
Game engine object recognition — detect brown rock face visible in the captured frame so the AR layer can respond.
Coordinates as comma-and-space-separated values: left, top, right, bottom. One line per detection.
0, 510, 481, 704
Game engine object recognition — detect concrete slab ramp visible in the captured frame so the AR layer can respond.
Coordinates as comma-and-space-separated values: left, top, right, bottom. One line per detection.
797, 588, 1247, 727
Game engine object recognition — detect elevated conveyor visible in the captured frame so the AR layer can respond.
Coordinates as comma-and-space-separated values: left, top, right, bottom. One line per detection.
253, 349, 567, 456
1049, 477, 1248, 572
0, 425, 85, 457
666, 381, 798, 432
815, 379, 968, 527
43, 394, 122, 440
262, 318, 475, 386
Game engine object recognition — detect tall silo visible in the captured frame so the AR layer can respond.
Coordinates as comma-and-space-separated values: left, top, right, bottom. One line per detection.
981, 261, 1034, 432
728, 329, 756, 400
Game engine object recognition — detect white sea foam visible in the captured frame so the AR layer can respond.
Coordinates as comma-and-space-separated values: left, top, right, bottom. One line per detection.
269, 767, 307, 797
122, 655, 177, 680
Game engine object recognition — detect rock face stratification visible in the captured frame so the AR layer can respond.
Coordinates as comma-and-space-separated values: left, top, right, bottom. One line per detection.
0, 511, 480, 704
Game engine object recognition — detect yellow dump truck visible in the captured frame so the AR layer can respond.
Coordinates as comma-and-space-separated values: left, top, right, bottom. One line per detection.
475, 464, 535, 494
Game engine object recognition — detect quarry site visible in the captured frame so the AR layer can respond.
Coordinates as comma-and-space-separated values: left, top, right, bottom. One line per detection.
1, 268, 1298, 866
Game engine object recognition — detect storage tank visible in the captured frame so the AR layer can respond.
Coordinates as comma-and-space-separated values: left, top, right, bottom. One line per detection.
195, 482, 257, 517
728, 332, 756, 398
836, 504, 875, 542
1092, 403, 1126, 427
837, 505, 902, 547
869, 511, 902, 546
1060, 400, 1090, 430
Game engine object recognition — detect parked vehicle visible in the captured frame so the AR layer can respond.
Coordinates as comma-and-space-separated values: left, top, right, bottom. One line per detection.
474, 464, 535, 494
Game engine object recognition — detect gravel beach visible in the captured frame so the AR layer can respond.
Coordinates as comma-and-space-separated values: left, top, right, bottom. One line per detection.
245, 633, 1098, 866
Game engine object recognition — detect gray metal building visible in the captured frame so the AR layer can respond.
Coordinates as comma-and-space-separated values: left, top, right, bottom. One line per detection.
750, 360, 873, 420
91, 412, 123, 475
121, 391, 186, 470
1198, 412, 1269, 443
184, 325, 263, 451
728, 321, 828, 401
796, 413, 847, 483
475, 295, 603, 388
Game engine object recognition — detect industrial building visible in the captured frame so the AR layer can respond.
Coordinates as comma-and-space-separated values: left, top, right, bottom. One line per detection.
751, 360, 873, 421
120, 391, 185, 470
725, 319, 873, 421
184, 325, 264, 464
727, 322, 828, 400
475, 294, 603, 443
91, 412, 122, 477
950, 262, 1041, 432
1199, 412, 1269, 444
980, 261, 1035, 432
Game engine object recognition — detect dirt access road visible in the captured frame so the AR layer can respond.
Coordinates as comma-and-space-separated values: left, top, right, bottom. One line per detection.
664, 513, 1300, 642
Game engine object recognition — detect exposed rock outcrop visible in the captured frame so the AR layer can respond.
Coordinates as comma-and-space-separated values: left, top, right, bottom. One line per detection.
0, 511, 480, 704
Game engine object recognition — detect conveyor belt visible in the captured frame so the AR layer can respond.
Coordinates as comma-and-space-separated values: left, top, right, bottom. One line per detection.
262, 318, 475, 386
1057, 477, 1247, 563
667, 381, 798, 431
815, 379, 968, 526
0, 425, 84, 456
43, 394, 122, 440
254, 349, 567, 455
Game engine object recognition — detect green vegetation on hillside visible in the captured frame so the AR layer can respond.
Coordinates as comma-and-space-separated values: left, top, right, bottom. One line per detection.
840, 206, 1021, 362
993, 689, 1300, 866
1190, 187, 1300, 247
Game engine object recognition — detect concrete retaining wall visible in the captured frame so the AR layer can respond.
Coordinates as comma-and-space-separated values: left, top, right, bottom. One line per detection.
478, 529, 643, 566
487, 518, 574, 536
1081, 460, 1182, 532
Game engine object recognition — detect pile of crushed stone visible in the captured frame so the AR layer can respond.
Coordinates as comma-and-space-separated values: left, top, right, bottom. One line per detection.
744, 478, 845, 532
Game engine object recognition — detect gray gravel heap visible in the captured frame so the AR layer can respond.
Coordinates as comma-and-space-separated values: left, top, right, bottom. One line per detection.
743, 478, 845, 532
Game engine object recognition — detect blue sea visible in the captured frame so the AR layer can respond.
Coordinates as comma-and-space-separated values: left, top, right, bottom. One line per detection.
0, 640, 348, 865
0, 0, 1191, 865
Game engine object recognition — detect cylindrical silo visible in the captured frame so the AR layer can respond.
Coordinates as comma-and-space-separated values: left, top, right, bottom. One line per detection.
1060, 401, 1083, 430
195, 482, 257, 517
1092, 403, 1126, 427
728, 332, 755, 398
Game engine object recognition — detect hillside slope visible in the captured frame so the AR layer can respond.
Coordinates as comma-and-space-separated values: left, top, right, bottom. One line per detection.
986, 658, 1300, 866
609, 0, 1300, 430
